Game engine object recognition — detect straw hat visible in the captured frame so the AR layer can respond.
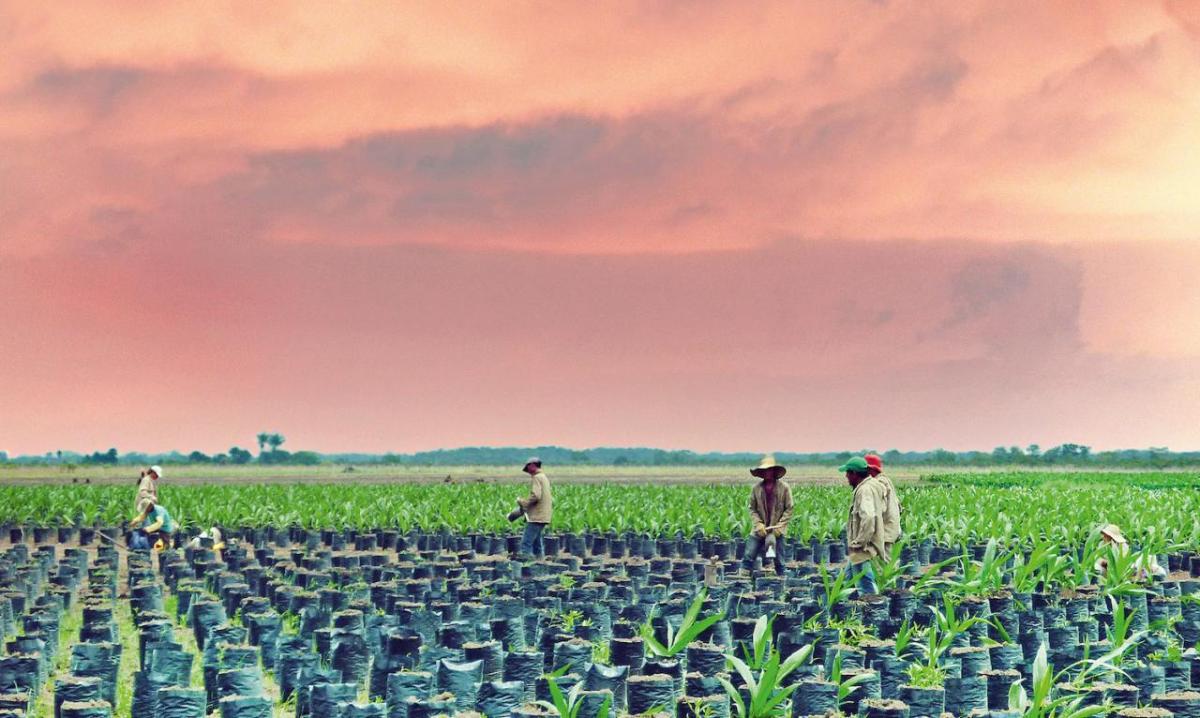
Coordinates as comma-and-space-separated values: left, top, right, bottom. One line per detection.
751, 455, 786, 479
1099, 524, 1128, 544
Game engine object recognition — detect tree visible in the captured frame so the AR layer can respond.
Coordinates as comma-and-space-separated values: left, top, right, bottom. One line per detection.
267, 433, 285, 452
188, 451, 212, 464
256, 433, 270, 454
228, 447, 252, 464
291, 451, 321, 465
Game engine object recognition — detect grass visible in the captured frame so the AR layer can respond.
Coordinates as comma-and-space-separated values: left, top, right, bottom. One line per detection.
115, 599, 139, 716
25, 598, 84, 718
927, 470, 1200, 489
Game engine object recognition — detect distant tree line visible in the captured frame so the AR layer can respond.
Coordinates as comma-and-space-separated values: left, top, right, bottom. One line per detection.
2, 441, 1197, 468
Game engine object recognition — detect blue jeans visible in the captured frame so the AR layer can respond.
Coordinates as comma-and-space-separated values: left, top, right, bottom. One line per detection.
129, 530, 150, 551
843, 561, 878, 594
743, 533, 786, 573
520, 522, 546, 556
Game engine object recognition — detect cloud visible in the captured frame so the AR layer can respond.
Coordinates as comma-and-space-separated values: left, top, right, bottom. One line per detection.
1, 2, 1198, 453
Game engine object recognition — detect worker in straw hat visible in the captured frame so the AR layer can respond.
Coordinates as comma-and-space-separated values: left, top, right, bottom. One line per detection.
1095, 523, 1166, 581
508, 457, 552, 557
742, 454, 793, 573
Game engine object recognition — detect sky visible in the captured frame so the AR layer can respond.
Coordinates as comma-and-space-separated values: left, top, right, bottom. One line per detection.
2, 1, 1199, 456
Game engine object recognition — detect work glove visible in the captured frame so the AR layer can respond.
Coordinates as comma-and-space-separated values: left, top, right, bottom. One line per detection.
754, 524, 767, 538
772, 526, 786, 537
506, 507, 525, 522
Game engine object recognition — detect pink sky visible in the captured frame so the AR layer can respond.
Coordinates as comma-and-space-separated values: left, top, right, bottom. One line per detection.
2, 1, 1199, 455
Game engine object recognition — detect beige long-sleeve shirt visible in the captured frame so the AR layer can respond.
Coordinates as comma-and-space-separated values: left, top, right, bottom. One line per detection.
135, 474, 158, 515
517, 471, 553, 524
875, 472, 902, 546
848, 476, 888, 564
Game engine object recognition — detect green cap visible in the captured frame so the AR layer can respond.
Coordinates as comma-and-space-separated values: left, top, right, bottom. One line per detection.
838, 457, 870, 473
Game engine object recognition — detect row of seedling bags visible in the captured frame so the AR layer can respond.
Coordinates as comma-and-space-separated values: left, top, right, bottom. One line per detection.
133, 532, 1200, 718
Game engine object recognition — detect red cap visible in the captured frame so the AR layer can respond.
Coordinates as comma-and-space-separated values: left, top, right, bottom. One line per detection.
864, 454, 883, 471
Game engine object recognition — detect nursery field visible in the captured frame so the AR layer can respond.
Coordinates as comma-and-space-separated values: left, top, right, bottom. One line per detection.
2, 473, 1200, 718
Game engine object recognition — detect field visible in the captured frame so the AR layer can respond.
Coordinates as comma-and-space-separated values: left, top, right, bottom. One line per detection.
2, 469, 1200, 718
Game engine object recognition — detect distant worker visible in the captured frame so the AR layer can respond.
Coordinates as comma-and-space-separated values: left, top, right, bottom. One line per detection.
1095, 524, 1166, 581
509, 457, 552, 557
135, 465, 163, 515
864, 453, 902, 554
188, 526, 225, 552
130, 499, 176, 550
743, 455, 793, 573
841, 456, 885, 594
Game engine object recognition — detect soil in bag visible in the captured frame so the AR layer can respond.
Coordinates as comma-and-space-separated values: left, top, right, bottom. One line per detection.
477, 680, 525, 718
148, 644, 194, 687
585, 663, 629, 711
156, 687, 207, 718
54, 675, 101, 718
217, 668, 264, 700
627, 674, 676, 715
331, 631, 370, 686
945, 675, 987, 716
132, 670, 172, 718
58, 701, 113, 718
341, 703, 387, 718
437, 657, 484, 710
385, 670, 433, 718
502, 650, 543, 701
218, 695, 272, 718
901, 685, 945, 718
309, 683, 358, 718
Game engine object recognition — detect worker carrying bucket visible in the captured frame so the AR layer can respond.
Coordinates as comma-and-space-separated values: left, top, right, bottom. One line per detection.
742, 454, 793, 573
507, 457, 553, 558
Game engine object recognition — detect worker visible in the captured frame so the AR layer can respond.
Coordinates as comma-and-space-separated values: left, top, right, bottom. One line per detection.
135, 465, 163, 515
188, 526, 225, 552
841, 456, 885, 594
510, 457, 552, 557
864, 453, 902, 554
743, 455, 793, 573
1095, 524, 1166, 581
130, 499, 176, 550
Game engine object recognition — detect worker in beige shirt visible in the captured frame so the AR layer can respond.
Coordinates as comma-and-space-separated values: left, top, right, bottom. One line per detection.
130, 465, 163, 550
864, 453, 901, 554
840, 457, 885, 594
510, 457, 552, 557
134, 465, 162, 514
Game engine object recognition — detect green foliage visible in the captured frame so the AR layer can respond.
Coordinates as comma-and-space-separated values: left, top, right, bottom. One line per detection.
718, 615, 815, 718
642, 588, 725, 658
537, 666, 611, 718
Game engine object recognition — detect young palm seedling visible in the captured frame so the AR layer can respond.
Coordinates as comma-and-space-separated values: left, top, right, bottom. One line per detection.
537, 666, 613, 718
641, 588, 725, 658
719, 615, 816, 718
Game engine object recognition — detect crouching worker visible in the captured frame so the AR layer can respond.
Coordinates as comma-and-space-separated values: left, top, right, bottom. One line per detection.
1096, 523, 1166, 581
510, 457, 552, 557
130, 500, 176, 551
743, 455, 793, 573
188, 526, 225, 552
